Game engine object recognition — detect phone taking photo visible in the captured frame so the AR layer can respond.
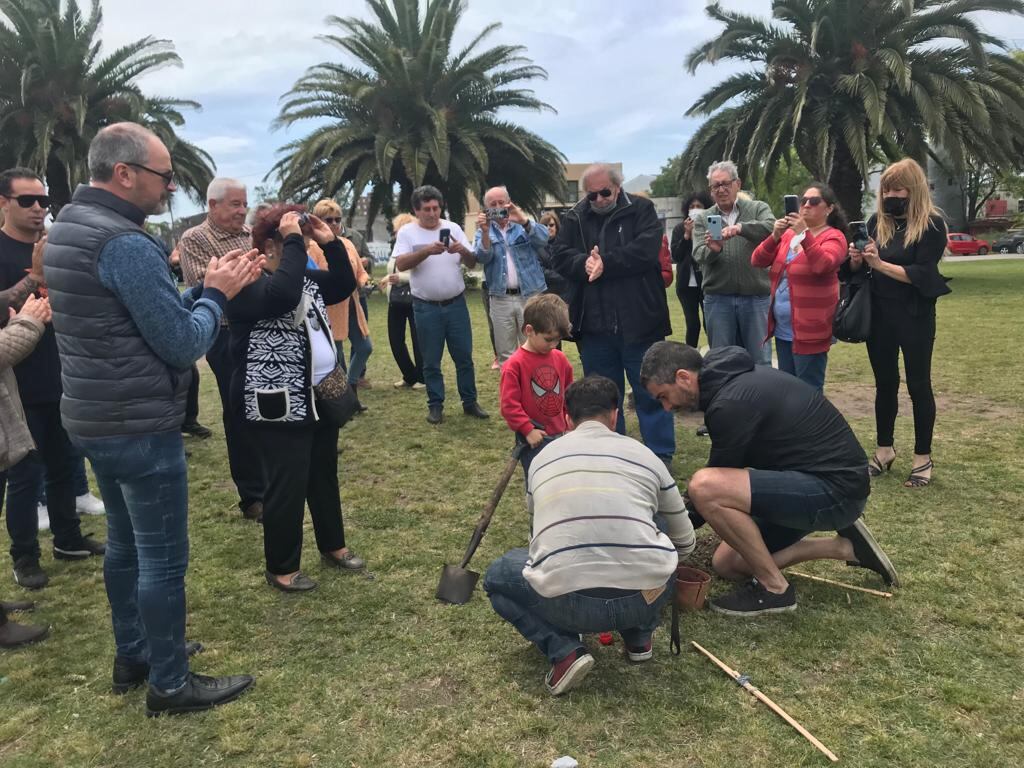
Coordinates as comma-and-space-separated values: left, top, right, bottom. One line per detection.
850, 221, 869, 251
439, 228, 451, 247
784, 195, 800, 216
707, 214, 723, 241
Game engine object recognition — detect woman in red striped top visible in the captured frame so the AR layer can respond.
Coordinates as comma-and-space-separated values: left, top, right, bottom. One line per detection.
751, 184, 849, 391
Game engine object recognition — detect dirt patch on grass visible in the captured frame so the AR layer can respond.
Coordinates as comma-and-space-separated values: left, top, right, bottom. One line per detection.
825, 382, 1021, 422
397, 674, 460, 712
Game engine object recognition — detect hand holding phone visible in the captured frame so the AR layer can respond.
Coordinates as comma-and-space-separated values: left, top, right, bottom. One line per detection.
849, 221, 869, 251
439, 228, 451, 247
784, 195, 800, 216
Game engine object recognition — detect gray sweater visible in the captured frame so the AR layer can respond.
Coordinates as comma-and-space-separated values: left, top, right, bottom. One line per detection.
692, 197, 775, 296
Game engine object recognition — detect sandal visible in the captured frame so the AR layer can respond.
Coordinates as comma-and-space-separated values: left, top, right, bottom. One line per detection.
867, 451, 896, 478
904, 460, 933, 488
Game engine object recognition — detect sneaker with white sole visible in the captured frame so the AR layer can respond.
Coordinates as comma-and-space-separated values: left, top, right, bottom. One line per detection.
37, 503, 49, 532
53, 534, 106, 561
710, 578, 796, 617
625, 639, 653, 662
545, 648, 594, 696
76, 493, 105, 516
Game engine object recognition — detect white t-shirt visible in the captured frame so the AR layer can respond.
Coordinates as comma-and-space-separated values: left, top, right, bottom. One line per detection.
498, 226, 519, 289
391, 219, 471, 301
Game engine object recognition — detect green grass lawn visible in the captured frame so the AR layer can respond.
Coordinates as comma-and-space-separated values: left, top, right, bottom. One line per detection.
2, 259, 1023, 767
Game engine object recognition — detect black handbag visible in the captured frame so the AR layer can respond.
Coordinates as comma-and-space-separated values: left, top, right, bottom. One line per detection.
833, 269, 872, 343
313, 365, 359, 428
388, 262, 413, 306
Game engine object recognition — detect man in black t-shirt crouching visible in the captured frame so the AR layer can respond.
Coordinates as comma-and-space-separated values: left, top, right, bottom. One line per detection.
640, 341, 899, 616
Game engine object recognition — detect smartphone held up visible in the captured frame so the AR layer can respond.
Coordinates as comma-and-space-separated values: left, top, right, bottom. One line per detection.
849, 221, 869, 251
707, 214, 723, 241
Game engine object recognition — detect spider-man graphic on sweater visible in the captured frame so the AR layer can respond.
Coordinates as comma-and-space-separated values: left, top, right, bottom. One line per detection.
499, 347, 574, 437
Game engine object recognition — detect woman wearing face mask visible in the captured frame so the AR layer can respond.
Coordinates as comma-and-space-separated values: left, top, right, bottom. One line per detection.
670, 191, 713, 347
845, 158, 951, 488
751, 183, 848, 391
228, 204, 364, 592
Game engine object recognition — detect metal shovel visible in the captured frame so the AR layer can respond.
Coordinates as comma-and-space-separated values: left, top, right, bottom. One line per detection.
436, 443, 525, 605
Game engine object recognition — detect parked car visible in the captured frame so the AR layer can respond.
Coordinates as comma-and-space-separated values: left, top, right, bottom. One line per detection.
947, 233, 989, 255
991, 230, 1024, 254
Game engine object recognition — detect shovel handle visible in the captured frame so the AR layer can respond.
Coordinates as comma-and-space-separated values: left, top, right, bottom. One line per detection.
459, 444, 525, 569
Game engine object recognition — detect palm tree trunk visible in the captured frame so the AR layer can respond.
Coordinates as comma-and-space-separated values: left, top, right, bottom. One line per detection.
828, 141, 865, 222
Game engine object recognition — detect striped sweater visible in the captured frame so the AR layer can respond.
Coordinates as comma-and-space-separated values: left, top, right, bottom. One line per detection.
524, 420, 696, 598
751, 227, 848, 355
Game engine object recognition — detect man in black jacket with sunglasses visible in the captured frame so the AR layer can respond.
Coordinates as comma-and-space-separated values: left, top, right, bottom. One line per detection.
550, 163, 675, 469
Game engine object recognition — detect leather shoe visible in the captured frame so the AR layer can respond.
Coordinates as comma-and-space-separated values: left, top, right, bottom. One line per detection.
241, 501, 263, 523
145, 672, 254, 717
0, 615, 48, 648
321, 550, 366, 571
462, 402, 490, 419
265, 570, 317, 593
1, 599, 34, 612
113, 641, 205, 694
427, 404, 443, 424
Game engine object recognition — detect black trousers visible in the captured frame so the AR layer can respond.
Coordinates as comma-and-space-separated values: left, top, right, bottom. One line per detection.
252, 420, 347, 575
866, 297, 937, 455
676, 283, 704, 348
5, 402, 83, 562
206, 328, 265, 509
185, 364, 200, 425
387, 301, 424, 385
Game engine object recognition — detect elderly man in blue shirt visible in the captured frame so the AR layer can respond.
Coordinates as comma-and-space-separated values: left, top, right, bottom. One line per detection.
473, 186, 549, 365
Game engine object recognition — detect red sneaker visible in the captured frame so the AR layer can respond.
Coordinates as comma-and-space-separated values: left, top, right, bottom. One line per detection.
545, 648, 594, 696
626, 640, 653, 662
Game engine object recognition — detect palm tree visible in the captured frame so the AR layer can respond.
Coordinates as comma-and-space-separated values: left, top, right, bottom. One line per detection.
0, 0, 214, 210
678, 0, 1024, 219
272, 0, 566, 227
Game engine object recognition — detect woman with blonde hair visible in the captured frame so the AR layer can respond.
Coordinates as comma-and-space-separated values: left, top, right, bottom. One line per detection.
845, 158, 950, 488
382, 213, 425, 389
310, 199, 373, 410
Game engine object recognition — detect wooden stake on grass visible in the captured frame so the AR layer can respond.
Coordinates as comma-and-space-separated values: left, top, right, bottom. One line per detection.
692, 641, 839, 763
788, 570, 893, 598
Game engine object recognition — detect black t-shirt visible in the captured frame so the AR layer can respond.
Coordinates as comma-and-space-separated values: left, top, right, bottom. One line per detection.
0, 230, 61, 405
866, 214, 949, 303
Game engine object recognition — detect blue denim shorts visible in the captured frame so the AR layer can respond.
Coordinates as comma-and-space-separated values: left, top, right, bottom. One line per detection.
747, 469, 865, 553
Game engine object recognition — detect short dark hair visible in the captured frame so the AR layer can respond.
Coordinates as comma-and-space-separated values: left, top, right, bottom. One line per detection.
682, 190, 713, 211
411, 185, 444, 211
523, 293, 570, 337
0, 167, 43, 197
639, 341, 703, 386
565, 375, 620, 422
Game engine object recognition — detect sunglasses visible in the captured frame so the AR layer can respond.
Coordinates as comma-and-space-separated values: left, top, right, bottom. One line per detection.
800, 196, 824, 207
2, 194, 50, 209
124, 162, 176, 186
586, 188, 613, 202
322, 217, 342, 224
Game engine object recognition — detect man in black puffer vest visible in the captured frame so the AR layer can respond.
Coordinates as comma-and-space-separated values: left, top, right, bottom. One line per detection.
45, 122, 258, 717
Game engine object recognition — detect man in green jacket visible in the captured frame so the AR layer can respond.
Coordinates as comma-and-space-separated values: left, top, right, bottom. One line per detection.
692, 161, 775, 365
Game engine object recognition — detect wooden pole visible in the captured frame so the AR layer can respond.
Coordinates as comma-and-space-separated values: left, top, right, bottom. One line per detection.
788, 570, 893, 598
692, 641, 839, 763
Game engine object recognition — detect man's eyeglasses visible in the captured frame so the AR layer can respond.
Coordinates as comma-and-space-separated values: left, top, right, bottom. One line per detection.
322, 217, 342, 224
586, 188, 613, 202
1, 194, 50, 209
124, 162, 176, 186
800, 196, 824, 207
710, 180, 736, 191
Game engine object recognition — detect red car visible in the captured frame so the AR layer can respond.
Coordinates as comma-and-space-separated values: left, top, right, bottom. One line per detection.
947, 232, 988, 255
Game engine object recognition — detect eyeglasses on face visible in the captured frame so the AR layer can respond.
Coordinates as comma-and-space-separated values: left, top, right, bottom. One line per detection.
586, 188, 613, 202
710, 180, 737, 191
1, 194, 50, 209
800, 196, 824, 207
124, 162, 176, 186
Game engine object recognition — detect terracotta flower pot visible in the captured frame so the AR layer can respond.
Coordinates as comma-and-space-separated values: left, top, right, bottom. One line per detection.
675, 565, 711, 611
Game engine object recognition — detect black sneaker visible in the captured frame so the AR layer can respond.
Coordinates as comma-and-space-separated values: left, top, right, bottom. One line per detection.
181, 422, 212, 439
113, 641, 206, 694
13, 558, 48, 590
53, 534, 106, 561
696, 424, 709, 437
145, 672, 254, 716
710, 579, 796, 617
838, 518, 900, 587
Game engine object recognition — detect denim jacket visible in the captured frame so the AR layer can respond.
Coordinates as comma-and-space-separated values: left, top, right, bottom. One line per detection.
473, 220, 548, 296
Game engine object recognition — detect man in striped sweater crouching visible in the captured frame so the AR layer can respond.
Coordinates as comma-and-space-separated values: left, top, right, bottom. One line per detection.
483, 376, 696, 696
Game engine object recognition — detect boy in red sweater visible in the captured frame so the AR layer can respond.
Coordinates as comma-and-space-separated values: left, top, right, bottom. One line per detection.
499, 294, 574, 479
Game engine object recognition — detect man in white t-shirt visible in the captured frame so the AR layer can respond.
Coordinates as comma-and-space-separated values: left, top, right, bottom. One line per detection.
393, 185, 488, 424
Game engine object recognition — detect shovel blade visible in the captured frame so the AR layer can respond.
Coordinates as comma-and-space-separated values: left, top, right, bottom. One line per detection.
436, 564, 481, 604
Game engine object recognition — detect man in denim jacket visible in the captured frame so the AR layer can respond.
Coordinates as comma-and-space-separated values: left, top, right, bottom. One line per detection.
473, 186, 548, 364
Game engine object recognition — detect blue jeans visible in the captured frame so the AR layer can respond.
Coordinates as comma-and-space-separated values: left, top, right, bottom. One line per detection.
703, 293, 772, 364
578, 334, 675, 459
71, 431, 190, 692
346, 301, 373, 386
413, 294, 478, 408
483, 548, 673, 663
774, 339, 828, 392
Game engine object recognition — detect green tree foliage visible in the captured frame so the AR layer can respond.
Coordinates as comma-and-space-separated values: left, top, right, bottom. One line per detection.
272, 0, 566, 226
678, 0, 1024, 219
650, 154, 684, 198
0, 0, 214, 210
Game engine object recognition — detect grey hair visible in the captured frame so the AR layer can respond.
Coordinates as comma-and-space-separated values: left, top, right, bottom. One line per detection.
707, 160, 740, 183
581, 163, 624, 188
639, 341, 703, 387
483, 185, 509, 204
88, 122, 159, 182
207, 177, 246, 202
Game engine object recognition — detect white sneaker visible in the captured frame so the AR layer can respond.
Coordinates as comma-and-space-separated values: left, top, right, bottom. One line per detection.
37, 503, 50, 532
76, 492, 106, 516
411, 382, 426, 391
393, 379, 411, 389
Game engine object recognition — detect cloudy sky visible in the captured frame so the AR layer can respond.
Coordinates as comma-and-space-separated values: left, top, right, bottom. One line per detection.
89, 0, 1024, 218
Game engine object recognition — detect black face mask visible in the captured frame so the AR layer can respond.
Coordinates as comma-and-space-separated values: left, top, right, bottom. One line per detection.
883, 197, 908, 217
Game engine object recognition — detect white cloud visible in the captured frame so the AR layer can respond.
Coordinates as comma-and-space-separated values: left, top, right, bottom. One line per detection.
191, 135, 252, 155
